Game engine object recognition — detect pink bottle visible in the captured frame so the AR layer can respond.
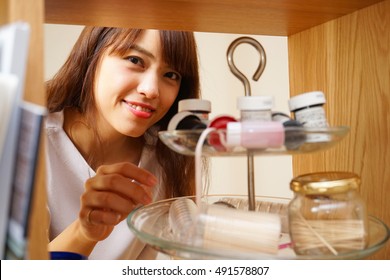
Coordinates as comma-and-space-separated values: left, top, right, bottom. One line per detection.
226, 120, 285, 149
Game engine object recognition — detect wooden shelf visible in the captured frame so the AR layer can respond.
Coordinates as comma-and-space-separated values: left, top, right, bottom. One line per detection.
288, 0, 390, 259
3, 0, 388, 260
44, 0, 384, 35
1, 0, 48, 259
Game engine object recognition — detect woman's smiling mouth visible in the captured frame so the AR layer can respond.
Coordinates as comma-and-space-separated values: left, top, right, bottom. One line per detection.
125, 101, 155, 119
129, 103, 153, 113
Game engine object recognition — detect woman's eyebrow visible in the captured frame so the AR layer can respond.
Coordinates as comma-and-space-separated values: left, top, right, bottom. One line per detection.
130, 44, 155, 59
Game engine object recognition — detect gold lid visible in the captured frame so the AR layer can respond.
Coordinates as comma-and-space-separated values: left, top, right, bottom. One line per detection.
290, 171, 360, 195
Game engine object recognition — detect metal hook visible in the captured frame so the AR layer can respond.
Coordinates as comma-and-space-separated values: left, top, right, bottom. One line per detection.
226, 37, 266, 96
226, 37, 267, 211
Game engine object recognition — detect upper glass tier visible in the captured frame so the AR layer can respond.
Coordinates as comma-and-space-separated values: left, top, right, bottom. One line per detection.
158, 126, 350, 156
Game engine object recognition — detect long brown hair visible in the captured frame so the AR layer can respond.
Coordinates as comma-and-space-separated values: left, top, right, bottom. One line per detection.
46, 27, 201, 197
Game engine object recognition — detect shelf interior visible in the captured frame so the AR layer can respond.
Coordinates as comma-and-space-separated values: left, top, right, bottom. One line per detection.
44, 0, 384, 36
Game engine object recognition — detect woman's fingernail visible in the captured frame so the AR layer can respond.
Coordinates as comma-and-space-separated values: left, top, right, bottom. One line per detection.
143, 195, 152, 204
148, 176, 157, 186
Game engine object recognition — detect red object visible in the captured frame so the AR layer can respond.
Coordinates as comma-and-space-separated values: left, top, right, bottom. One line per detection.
208, 115, 237, 151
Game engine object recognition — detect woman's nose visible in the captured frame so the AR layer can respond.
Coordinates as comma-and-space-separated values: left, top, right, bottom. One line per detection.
137, 72, 160, 99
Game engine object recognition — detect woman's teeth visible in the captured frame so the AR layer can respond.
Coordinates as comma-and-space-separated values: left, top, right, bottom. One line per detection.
129, 104, 152, 113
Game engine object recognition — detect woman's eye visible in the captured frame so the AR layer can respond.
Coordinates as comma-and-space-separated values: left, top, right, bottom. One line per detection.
126, 56, 143, 66
165, 72, 181, 81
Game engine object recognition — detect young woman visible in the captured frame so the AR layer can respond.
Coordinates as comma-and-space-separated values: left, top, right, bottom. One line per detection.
45, 27, 201, 259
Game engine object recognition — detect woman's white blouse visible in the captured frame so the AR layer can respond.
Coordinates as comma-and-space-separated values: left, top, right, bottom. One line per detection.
45, 111, 164, 259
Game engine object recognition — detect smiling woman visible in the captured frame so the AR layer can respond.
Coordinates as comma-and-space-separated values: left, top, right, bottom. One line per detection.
44, 27, 202, 259
45, 24, 293, 201
93, 30, 181, 138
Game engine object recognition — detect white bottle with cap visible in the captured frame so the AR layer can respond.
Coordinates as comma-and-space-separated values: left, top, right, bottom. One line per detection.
178, 98, 211, 123
288, 91, 328, 128
288, 91, 329, 143
237, 95, 273, 121
226, 95, 284, 149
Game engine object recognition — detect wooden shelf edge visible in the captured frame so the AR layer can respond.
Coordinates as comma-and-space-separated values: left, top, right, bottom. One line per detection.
2, 0, 49, 260
44, 0, 385, 36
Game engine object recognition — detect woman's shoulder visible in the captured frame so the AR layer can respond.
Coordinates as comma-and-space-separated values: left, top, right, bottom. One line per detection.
44, 110, 75, 155
45, 110, 64, 132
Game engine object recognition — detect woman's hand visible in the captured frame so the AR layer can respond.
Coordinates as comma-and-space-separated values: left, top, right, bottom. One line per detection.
48, 162, 157, 256
79, 162, 157, 242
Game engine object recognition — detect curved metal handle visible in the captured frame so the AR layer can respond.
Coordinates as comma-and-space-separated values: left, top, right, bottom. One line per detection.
227, 36, 266, 96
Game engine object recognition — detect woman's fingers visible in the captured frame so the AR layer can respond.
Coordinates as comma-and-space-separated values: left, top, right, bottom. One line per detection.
80, 190, 137, 228
85, 173, 153, 205
80, 162, 157, 231
81, 208, 122, 226
82, 189, 134, 210
96, 162, 158, 187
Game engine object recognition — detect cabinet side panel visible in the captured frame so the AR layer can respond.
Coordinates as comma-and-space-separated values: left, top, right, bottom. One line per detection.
9, 0, 48, 259
288, 0, 390, 259
0, 0, 9, 25
10, 0, 45, 106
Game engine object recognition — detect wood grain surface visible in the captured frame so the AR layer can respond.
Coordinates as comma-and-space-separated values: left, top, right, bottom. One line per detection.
288, 0, 390, 259
44, 0, 384, 36
4, 0, 48, 259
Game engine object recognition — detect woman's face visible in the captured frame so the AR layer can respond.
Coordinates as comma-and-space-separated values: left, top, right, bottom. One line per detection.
94, 30, 181, 138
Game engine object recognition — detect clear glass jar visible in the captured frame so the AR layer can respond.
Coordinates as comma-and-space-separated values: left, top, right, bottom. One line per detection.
288, 171, 368, 256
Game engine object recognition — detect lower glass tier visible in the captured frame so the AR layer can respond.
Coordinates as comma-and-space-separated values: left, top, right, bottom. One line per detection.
127, 195, 389, 260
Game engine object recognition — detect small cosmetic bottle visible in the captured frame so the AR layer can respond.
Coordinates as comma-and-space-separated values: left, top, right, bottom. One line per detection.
226, 120, 285, 149
167, 111, 207, 131
272, 112, 306, 150
178, 98, 211, 123
207, 115, 237, 151
237, 95, 273, 121
288, 171, 368, 256
288, 91, 328, 128
228, 96, 282, 149
288, 91, 329, 143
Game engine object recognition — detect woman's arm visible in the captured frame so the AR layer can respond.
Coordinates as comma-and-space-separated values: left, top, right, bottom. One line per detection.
48, 219, 97, 256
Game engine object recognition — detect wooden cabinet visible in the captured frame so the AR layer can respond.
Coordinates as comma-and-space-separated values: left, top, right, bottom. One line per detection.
2, 0, 388, 259
1, 0, 48, 260
288, 0, 390, 259
44, 0, 384, 36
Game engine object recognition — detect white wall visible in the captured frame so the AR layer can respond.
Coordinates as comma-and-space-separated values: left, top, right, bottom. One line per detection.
44, 24, 293, 199
196, 32, 293, 199
44, 25, 84, 81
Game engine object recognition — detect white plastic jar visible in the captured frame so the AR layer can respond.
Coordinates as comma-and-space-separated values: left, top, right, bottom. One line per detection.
178, 98, 211, 122
237, 95, 273, 121
288, 91, 328, 128
226, 96, 283, 149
